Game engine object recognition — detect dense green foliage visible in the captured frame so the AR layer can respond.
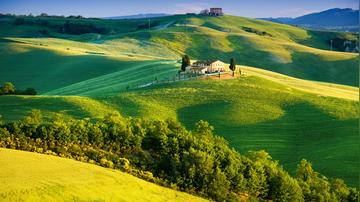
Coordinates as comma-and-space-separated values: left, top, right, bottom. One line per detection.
0, 110, 357, 201
0, 82, 36, 95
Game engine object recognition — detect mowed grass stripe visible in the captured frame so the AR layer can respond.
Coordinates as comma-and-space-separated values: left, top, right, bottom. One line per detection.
44, 60, 178, 97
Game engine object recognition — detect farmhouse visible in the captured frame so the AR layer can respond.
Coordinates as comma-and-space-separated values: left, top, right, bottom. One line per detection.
186, 60, 226, 74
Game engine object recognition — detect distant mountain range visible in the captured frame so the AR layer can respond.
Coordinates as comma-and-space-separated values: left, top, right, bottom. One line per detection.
260, 8, 359, 32
104, 13, 171, 20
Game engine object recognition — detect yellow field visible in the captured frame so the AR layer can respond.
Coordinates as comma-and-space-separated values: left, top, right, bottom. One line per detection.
241, 65, 359, 101
0, 148, 207, 202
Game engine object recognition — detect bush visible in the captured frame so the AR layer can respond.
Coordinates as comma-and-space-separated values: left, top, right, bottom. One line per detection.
23, 88, 37, 95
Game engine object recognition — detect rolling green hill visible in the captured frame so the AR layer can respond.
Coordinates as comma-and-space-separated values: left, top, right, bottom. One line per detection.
0, 148, 207, 202
0, 68, 358, 186
0, 14, 358, 190
0, 14, 358, 92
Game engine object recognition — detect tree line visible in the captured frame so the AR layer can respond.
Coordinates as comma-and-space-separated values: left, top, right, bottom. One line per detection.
0, 110, 357, 201
12, 17, 109, 35
0, 82, 36, 95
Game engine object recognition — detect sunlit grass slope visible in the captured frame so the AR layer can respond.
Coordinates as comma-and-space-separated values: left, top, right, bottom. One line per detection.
0, 95, 117, 121
105, 75, 358, 186
0, 39, 178, 93
0, 148, 207, 202
44, 60, 178, 96
241, 66, 359, 101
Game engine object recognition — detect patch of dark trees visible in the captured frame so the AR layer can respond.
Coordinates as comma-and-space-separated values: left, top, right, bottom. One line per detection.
12, 17, 109, 35
242, 26, 273, 37
328, 37, 359, 52
1, 13, 100, 20
59, 21, 109, 35
0, 110, 358, 202
0, 82, 37, 96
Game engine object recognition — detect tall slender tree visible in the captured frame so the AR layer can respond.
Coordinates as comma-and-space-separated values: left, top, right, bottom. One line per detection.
181, 55, 191, 72
229, 58, 236, 76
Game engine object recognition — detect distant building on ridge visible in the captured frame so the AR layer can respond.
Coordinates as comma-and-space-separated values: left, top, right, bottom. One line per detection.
209, 8, 224, 16
200, 8, 224, 16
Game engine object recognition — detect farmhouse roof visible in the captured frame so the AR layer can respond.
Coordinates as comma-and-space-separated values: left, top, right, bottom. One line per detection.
193, 60, 221, 65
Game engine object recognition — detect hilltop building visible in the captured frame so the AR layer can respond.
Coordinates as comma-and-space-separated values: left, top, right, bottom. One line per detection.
200, 8, 224, 16
210, 8, 224, 16
186, 60, 226, 74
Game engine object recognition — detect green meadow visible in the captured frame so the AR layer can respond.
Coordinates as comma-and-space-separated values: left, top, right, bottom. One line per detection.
0, 13, 359, 197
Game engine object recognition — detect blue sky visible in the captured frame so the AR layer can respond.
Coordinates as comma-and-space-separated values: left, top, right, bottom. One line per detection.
0, 0, 358, 18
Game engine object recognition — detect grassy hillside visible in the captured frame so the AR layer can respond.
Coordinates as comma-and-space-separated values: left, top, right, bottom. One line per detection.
0, 148, 207, 202
0, 95, 117, 121
0, 63, 358, 186
0, 14, 358, 90
136, 15, 358, 86
0, 38, 178, 94
103, 74, 358, 186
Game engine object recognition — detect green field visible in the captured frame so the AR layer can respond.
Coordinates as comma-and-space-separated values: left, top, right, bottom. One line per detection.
0, 148, 207, 202
0, 13, 359, 192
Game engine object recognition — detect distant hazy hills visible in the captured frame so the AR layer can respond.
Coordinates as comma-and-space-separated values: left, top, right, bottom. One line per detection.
105, 13, 171, 20
261, 8, 359, 32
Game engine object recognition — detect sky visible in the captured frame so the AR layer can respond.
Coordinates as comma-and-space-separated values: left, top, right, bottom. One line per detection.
0, 0, 358, 18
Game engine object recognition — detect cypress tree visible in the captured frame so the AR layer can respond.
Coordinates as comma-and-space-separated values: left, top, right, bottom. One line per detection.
229, 58, 236, 76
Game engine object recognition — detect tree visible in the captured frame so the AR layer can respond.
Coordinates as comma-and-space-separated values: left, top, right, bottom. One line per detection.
296, 159, 332, 201
181, 55, 191, 72
24, 88, 37, 95
2, 82, 16, 94
229, 58, 236, 76
39, 13, 48, 17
